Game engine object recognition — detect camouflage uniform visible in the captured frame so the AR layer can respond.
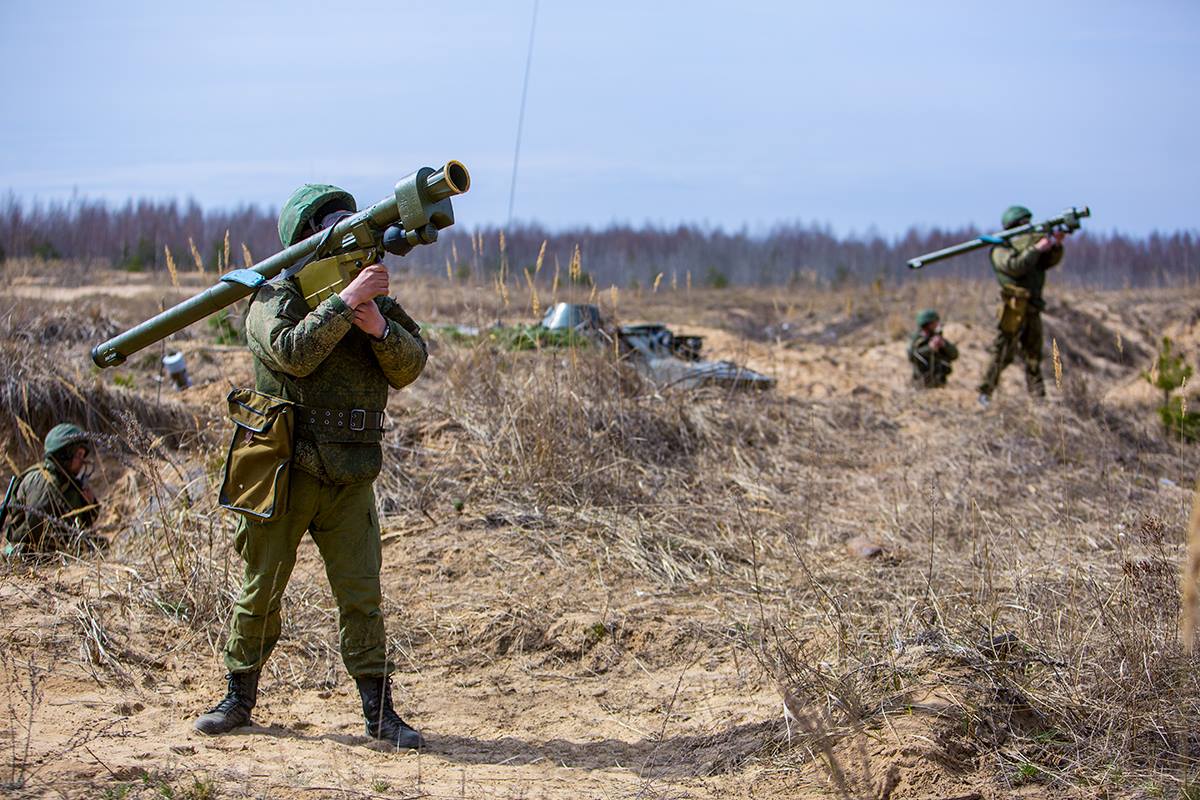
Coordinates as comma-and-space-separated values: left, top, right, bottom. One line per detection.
977, 232, 1063, 398
222, 283, 426, 677
908, 317, 958, 389
3, 424, 99, 554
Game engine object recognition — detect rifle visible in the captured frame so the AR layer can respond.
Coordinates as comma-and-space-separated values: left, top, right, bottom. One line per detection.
91, 161, 470, 368
906, 206, 1090, 270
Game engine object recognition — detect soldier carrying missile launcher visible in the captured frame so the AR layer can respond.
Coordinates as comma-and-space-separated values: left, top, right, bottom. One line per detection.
90, 161, 471, 750
976, 205, 1068, 406
192, 183, 431, 748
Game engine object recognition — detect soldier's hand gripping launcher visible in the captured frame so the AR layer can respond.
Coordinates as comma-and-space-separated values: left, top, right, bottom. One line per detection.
90, 161, 470, 368
905, 206, 1090, 270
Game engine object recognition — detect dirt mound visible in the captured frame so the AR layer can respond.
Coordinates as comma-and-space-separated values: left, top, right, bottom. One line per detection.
0, 338, 204, 465
0, 302, 123, 344
776, 630, 1054, 799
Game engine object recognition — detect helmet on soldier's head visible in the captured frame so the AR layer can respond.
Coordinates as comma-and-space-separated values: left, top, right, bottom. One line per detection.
43, 423, 89, 459
1002, 205, 1033, 229
278, 184, 357, 247
916, 309, 940, 328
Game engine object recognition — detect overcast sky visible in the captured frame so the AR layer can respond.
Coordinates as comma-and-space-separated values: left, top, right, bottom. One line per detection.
1, 0, 1196, 235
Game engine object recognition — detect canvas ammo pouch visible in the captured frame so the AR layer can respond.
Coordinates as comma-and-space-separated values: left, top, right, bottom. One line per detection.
219, 388, 294, 520
998, 284, 1031, 335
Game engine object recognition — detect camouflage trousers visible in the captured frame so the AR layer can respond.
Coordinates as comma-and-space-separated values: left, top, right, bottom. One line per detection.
978, 309, 1045, 398
223, 469, 390, 677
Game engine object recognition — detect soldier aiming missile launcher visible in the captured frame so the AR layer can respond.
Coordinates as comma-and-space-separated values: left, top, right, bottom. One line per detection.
91, 160, 470, 368
906, 206, 1090, 270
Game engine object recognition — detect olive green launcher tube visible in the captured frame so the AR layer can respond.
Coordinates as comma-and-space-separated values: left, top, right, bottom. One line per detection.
905, 206, 1089, 270
90, 161, 469, 368
90, 238, 320, 367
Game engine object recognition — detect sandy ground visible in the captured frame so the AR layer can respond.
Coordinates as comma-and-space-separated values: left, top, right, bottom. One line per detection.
3, 276, 1197, 800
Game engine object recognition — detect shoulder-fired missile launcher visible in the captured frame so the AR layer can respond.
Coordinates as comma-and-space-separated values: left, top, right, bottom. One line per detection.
90, 161, 470, 368
906, 206, 1090, 270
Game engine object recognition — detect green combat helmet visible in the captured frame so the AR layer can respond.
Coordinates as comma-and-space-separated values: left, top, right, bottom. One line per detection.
916, 309, 940, 328
1002, 205, 1033, 229
43, 423, 88, 459
278, 184, 357, 247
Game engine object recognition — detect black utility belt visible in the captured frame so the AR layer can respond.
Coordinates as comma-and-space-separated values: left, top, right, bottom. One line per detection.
295, 404, 385, 432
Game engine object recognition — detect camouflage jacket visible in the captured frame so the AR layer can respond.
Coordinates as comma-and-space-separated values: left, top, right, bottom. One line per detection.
4, 458, 99, 551
907, 331, 958, 387
990, 232, 1063, 311
244, 280, 427, 484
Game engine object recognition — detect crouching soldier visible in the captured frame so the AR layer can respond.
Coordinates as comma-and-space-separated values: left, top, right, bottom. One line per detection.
908, 309, 958, 388
194, 184, 428, 749
2, 423, 102, 556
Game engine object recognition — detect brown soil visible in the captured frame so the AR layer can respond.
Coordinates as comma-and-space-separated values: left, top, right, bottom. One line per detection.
2, 273, 1198, 800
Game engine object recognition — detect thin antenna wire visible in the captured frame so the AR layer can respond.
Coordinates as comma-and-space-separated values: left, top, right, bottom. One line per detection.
507, 0, 539, 228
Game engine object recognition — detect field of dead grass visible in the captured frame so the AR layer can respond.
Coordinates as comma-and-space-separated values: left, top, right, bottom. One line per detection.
2, 260, 1200, 799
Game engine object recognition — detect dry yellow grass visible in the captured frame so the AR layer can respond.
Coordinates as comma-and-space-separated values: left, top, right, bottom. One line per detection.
1, 262, 1199, 799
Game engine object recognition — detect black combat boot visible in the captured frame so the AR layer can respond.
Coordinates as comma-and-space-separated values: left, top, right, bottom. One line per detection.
193, 671, 259, 735
355, 675, 424, 750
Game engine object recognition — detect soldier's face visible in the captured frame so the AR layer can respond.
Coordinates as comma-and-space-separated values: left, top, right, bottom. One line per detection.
68, 446, 93, 478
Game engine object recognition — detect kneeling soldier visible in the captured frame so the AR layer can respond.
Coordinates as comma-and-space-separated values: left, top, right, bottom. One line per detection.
194, 184, 428, 749
2, 423, 102, 556
908, 309, 958, 388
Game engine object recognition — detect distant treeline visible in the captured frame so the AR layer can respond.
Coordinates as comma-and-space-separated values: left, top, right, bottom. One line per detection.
2, 194, 1196, 289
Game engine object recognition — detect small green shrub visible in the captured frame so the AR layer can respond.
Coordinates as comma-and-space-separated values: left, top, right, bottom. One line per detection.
488, 325, 588, 351
1158, 396, 1200, 442
432, 324, 588, 351
1143, 337, 1200, 441
704, 266, 729, 289
30, 239, 62, 260
119, 236, 156, 272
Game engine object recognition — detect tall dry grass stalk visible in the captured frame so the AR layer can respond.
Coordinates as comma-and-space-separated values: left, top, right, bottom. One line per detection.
496, 273, 510, 308
568, 244, 582, 284
163, 245, 179, 289
241, 243, 254, 269
1052, 338, 1063, 390
188, 237, 205, 275
499, 230, 508, 286
534, 240, 547, 277
1183, 476, 1200, 653
525, 268, 541, 318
